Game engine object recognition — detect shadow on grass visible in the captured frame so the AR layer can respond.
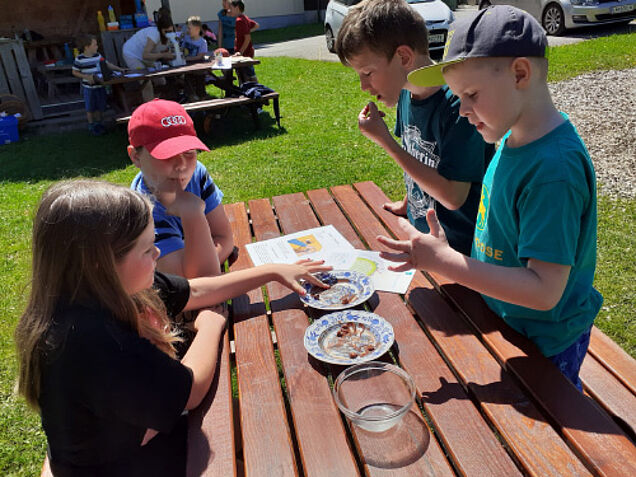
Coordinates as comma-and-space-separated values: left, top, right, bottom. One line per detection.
0, 108, 286, 182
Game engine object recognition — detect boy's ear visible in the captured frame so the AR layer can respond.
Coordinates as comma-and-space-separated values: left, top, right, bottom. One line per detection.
395, 45, 415, 69
127, 145, 142, 168
510, 57, 532, 89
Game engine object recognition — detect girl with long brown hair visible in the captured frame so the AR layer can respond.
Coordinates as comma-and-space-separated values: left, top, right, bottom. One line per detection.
15, 180, 328, 476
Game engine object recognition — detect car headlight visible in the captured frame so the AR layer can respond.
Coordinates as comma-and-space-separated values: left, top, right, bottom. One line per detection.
570, 0, 599, 5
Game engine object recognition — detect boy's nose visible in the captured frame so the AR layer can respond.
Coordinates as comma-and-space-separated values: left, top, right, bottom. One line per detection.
458, 101, 471, 118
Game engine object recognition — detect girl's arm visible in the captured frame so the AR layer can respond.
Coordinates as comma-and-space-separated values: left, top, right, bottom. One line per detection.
378, 211, 571, 311
106, 61, 126, 71
184, 260, 331, 311
181, 307, 228, 409
237, 34, 251, 56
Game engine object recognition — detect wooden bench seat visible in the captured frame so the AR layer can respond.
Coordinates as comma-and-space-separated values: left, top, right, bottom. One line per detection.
115, 92, 281, 131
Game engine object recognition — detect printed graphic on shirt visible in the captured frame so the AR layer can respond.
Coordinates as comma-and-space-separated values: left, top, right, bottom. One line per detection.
402, 125, 440, 220
476, 184, 489, 231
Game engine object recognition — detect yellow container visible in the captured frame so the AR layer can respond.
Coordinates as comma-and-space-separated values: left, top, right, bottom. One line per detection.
97, 11, 106, 31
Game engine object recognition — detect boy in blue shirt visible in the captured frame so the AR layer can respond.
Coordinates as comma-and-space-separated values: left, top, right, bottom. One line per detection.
128, 99, 234, 279
181, 16, 211, 101
378, 6, 602, 390
336, 0, 493, 255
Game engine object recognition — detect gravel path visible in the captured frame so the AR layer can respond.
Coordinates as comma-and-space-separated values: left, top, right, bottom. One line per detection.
549, 68, 636, 198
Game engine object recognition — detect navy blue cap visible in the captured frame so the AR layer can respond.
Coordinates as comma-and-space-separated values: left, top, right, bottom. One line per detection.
409, 5, 547, 87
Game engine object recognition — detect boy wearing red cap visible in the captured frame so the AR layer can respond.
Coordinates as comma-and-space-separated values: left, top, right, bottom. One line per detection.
128, 99, 234, 278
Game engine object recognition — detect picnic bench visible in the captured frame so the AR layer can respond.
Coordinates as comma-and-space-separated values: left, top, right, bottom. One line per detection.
42, 181, 636, 476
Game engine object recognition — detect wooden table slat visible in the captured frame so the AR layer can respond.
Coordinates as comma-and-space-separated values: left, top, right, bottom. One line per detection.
588, 326, 636, 396
438, 282, 636, 476
226, 202, 299, 477
250, 196, 361, 477
580, 353, 636, 438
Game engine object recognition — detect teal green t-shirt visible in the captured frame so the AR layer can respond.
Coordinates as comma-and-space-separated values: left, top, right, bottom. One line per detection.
396, 86, 493, 255
472, 114, 602, 356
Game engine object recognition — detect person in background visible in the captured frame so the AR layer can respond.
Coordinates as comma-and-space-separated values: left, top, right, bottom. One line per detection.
229, 0, 259, 84
201, 23, 218, 50
217, 0, 236, 54
122, 14, 176, 101
72, 34, 125, 136
181, 15, 211, 101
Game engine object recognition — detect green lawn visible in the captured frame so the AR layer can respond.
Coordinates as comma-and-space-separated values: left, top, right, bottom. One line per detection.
0, 30, 634, 475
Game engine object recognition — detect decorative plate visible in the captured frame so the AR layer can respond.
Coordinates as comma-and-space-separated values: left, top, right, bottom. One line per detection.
299, 270, 373, 310
303, 310, 395, 365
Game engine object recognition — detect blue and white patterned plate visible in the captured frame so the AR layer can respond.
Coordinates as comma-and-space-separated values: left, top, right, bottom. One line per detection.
303, 310, 395, 365
299, 270, 373, 310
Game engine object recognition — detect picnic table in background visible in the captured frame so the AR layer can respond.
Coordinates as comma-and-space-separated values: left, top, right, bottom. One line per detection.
187, 181, 636, 476
110, 56, 280, 130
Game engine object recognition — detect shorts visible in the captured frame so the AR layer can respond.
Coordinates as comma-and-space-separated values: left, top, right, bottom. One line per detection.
547, 326, 592, 392
83, 85, 107, 113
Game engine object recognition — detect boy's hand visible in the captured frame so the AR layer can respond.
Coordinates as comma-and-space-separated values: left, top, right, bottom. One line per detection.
358, 102, 391, 147
151, 186, 205, 219
279, 259, 333, 294
193, 305, 228, 333
377, 210, 449, 272
383, 197, 408, 217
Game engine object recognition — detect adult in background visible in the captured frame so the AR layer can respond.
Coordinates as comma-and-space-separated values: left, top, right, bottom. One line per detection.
122, 15, 176, 101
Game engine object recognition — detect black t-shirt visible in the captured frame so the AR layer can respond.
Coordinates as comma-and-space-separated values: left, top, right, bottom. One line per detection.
40, 272, 192, 476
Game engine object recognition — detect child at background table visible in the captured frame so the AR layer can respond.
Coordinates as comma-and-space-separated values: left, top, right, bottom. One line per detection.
181, 15, 211, 101
378, 6, 602, 391
335, 0, 492, 255
201, 23, 218, 50
72, 34, 125, 136
128, 99, 234, 278
229, 0, 259, 84
15, 179, 330, 476
217, 0, 236, 54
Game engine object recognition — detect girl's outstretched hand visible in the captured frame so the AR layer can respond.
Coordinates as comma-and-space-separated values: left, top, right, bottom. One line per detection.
278, 259, 332, 294
376, 209, 449, 272
193, 305, 228, 333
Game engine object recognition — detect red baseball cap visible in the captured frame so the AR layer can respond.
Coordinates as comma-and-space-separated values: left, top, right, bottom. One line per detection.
128, 99, 209, 160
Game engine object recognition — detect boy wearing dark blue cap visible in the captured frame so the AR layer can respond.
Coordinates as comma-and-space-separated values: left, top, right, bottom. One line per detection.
378, 6, 602, 391
336, 0, 493, 256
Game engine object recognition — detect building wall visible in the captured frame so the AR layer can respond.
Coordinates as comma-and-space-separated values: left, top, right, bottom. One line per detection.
144, 0, 307, 28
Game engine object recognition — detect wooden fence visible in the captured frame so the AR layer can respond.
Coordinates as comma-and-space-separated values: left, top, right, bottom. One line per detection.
0, 39, 43, 120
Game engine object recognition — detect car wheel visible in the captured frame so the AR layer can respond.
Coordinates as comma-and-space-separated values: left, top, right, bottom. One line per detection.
478, 0, 491, 9
542, 3, 566, 36
325, 25, 336, 53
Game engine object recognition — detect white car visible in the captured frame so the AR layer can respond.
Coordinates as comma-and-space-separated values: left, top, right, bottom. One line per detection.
324, 0, 455, 57
479, 0, 636, 35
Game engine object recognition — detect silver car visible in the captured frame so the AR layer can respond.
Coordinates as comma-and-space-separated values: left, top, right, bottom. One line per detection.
324, 0, 455, 56
479, 0, 636, 35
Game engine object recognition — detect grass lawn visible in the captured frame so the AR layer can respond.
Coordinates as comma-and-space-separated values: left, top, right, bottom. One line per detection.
0, 30, 634, 475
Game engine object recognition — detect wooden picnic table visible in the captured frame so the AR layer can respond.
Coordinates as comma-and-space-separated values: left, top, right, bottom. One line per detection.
187, 181, 636, 476
106, 56, 261, 115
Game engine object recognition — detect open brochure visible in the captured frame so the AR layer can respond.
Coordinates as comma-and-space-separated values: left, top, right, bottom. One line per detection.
245, 225, 415, 294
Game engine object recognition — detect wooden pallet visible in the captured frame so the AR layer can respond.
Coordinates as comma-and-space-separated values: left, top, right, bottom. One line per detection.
0, 39, 43, 119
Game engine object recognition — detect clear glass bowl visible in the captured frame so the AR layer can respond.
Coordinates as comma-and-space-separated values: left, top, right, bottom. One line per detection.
332, 361, 416, 432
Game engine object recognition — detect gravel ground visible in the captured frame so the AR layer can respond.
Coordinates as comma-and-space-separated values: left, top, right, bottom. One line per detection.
549, 68, 636, 198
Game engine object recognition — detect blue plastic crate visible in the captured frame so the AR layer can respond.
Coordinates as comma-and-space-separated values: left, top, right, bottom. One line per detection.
0, 115, 19, 145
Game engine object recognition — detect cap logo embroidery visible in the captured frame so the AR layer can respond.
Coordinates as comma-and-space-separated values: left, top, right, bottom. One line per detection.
161, 115, 187, 127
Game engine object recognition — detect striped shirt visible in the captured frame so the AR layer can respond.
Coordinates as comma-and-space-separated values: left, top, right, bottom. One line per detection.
73, 53, 103, 89
131, 161, 224, 258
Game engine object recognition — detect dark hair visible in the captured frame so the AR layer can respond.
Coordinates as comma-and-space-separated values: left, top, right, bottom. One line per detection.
336, 0, 429, 65
76, 34, 97, 52
156, 10, 174, 44
231, 1, 245, 13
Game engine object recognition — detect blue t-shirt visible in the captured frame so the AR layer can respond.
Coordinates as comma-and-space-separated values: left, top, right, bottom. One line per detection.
395, 86, 493, 255
472, 114, 602, 357
181, 33, 208, 57
218, 9, 236, 50
131, 161, 224, 258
